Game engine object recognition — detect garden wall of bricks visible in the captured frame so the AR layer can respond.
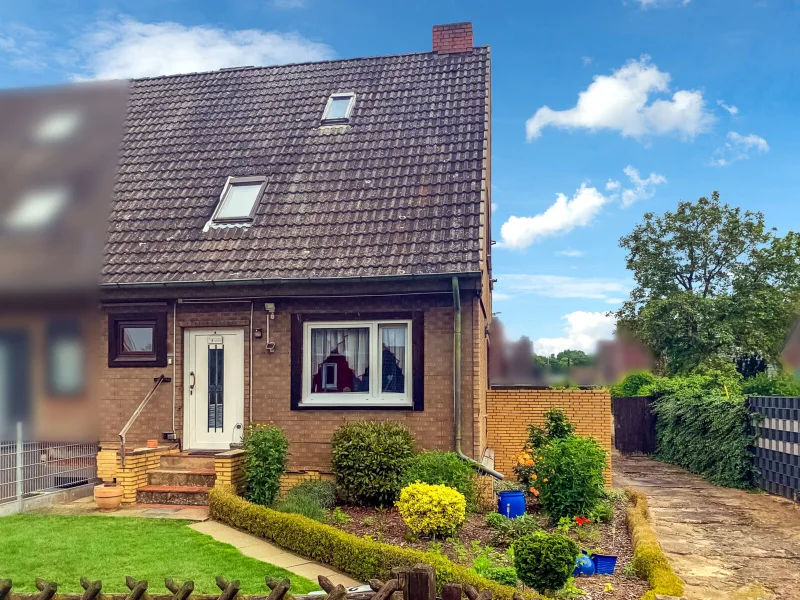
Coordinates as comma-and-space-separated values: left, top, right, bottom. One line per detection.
486, 388, 613, 486
749, 395, 800, 502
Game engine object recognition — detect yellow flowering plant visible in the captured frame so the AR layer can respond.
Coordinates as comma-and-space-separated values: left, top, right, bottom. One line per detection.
396, 482, 466, 537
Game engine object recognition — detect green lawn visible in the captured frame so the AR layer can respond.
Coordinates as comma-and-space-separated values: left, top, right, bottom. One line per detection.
0, 515, 320, 595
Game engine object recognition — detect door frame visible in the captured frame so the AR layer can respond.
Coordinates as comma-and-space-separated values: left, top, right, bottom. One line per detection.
183, 327, 245, 451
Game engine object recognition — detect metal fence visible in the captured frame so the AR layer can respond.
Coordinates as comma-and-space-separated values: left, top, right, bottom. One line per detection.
749, 396, 800, 502
0, 423, 98, 510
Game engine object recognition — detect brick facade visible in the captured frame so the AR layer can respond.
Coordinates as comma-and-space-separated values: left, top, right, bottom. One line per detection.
98, 279, 491, 475
486, 388, 613, 486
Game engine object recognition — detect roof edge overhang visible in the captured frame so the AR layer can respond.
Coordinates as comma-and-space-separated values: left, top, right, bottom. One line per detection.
98, 270, 484, 290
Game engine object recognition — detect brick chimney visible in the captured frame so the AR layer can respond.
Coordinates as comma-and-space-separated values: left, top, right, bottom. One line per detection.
432, 22, 474, 54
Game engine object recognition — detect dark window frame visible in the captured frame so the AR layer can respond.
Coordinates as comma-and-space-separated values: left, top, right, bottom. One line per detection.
210, 176, 267, 224
290, 311, 424, 411
108, 312, 167, 368
46, 319, 84, 397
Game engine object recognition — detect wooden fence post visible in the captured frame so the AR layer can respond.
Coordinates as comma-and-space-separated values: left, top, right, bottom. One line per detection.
407, 565, 435, 600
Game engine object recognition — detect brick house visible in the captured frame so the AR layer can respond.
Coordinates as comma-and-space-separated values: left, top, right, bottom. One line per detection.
95, 22, 495, 498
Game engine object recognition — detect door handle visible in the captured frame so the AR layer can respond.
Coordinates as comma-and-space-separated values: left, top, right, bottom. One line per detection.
189, 371, 195, 393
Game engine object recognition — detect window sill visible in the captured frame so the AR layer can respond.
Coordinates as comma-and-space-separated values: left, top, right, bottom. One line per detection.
295, 399, 414, 411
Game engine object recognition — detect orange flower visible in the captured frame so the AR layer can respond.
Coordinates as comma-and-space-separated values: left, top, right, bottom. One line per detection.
531, 488, 539, 496
531, 474, 537, 480
543, 478, 549, 482
525, 459, 534, 466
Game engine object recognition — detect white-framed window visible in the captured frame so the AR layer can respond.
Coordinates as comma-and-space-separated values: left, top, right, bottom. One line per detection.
302, 320, 411, 407
321, 93, 355, 124
210, 176, 266, 223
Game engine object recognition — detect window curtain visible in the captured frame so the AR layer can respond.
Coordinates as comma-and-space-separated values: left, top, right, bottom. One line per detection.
311, 327, 370, 380
381, 326, 407, 393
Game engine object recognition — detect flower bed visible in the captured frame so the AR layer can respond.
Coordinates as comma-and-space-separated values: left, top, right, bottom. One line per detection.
327, 497, 648, 600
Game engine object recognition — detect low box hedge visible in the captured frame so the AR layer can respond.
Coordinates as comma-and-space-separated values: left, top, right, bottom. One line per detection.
209, 486, 535, 600
625, 488, 684, 600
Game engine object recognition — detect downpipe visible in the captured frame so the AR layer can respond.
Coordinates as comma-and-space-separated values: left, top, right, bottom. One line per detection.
452, 276, 504, 480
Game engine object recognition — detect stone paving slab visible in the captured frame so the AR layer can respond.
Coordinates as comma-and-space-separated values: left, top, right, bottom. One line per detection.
30, 496, 210, 521
189, 521, 359, 588
614, 453, 800, 600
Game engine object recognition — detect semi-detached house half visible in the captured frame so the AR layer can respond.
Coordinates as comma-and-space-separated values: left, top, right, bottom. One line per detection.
98, 22, 495, 501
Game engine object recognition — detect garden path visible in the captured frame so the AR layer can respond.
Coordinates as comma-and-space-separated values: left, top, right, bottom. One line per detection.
613, 453, 800, 600
189, 520, 360, 589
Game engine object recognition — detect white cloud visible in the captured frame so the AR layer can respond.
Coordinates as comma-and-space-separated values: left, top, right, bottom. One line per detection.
555, 249, 585, 257
272, 0, 308, 7
710, 131, 769, 167
618, 165, 667, 207
534, 311, 616, 356
499, 184, 608, 249
717, 100, 739, 116
605, 179, 621, 191
633, 0, 691, 7
605, 297, 624, 304
581, 56, 593, 66
0, 24, 49, 70
526, 56, 715, 141
74, 17, 334, 80
496, 274, 629, 301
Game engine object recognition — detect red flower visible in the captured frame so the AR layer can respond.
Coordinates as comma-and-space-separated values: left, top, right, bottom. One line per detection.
574, 516, 592, 526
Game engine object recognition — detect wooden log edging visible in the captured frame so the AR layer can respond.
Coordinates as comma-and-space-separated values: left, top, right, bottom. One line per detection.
0, 563, 526, 600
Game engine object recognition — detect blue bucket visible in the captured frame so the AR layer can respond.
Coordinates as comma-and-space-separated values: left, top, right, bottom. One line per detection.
572, 552, 596, 577
592, 554, 617, 575
497, 490, 526, 519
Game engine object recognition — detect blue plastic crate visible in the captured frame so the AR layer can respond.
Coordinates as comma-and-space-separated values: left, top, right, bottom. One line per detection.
592, 554, 617, 575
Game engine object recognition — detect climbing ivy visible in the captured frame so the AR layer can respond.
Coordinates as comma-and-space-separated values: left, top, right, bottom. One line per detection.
643, 372, 759, 488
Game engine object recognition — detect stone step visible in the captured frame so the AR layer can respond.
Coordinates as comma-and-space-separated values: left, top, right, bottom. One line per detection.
148, 469, 216, 487
160, 454, 216, 470
136, 485, 210, 506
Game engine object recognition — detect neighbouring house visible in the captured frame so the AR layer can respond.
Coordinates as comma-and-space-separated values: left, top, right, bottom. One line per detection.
95, 22, 495, 501
0, 81, 128, 442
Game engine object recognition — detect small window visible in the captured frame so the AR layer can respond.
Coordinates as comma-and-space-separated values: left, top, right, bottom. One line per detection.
211, 176, 266, 223
302, 320, 410, 407
34, 110, 82, 144
5, 187, 69, 232
108, 312, 167, 368
321, 93, 355, 124
47, 320, 84, 396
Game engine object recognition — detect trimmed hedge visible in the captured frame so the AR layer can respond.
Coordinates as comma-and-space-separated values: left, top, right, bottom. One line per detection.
210, 486, 536, 600
625, 489, 684, 600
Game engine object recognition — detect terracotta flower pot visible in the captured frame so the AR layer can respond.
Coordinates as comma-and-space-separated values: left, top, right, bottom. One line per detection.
94, 484, 123, 512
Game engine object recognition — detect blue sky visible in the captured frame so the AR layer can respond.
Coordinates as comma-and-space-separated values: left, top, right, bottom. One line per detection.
3, 0, 798, 355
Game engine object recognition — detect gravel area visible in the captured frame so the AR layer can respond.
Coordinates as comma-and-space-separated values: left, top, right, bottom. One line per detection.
332, 496, 649, 599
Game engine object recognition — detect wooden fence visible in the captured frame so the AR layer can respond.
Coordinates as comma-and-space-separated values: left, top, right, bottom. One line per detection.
0, 564, 515, 600
611, 396, 656, 455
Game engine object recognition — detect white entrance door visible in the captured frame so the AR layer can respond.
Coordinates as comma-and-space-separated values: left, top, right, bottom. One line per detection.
184, 328, 245, 450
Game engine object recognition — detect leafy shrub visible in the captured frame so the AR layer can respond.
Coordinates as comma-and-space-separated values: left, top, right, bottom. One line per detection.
485, 512, 540, 546
331, 421, 415, 507
742, 371, 800, 397
515, 409, 577, 491
401, 451, 478, 511
482, 567, 518, 587
210, 486, 533, 600
534, 436, 607, 520
513, 532, 579, 594
332, 507, 352, 525
608, 372, 658, 398
274, 493, 326, 522
396, 482, 466, 537
284, 479, 337, 510
243, 424, 289, 506
626, 489, 684, 600
648, 373, 757, 488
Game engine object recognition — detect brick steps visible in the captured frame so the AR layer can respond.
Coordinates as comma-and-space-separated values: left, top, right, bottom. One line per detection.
135, 453, 218, 506
136, 485, 211, 506
148, 469, 217, 487
160, 455, 216, 470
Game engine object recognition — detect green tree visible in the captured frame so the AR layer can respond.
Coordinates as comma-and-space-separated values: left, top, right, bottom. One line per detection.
616, 192, 800, 374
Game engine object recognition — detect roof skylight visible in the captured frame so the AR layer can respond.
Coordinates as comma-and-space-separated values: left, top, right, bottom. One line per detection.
211, 176, 266, 223
321, 93, 355, 124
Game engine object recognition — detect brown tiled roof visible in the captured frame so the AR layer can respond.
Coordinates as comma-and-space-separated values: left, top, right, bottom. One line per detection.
102, 47, 490, 286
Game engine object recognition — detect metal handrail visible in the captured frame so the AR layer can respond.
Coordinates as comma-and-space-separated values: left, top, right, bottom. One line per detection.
119, 375, 166, 468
